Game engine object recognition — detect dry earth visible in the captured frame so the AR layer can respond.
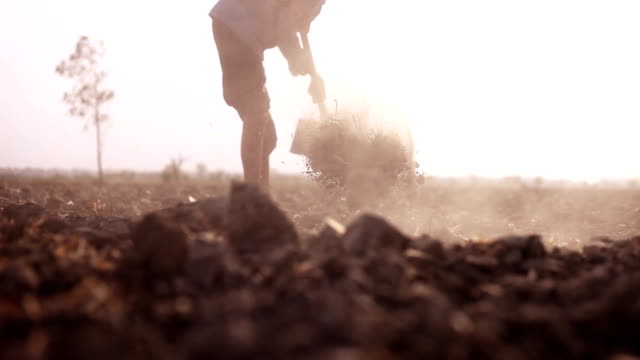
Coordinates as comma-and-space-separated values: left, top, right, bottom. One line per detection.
1, 174, 640, 359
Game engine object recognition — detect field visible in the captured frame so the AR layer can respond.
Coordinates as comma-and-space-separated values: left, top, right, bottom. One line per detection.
1, 173, 640, 359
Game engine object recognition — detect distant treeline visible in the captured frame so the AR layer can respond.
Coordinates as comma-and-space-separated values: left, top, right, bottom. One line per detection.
0, 168, 637, 188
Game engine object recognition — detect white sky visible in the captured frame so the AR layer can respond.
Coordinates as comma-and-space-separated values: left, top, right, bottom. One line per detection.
1, 0, 639, 182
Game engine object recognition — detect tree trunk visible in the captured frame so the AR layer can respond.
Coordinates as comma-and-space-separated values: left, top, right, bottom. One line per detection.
95, 112, 104, 184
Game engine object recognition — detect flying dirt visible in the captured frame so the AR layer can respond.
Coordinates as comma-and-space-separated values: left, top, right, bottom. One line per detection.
300, 111, 416, 189
290, 27, 417, 202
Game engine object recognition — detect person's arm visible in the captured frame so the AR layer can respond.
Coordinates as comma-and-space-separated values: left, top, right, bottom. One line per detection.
276, 2, 308, 76
276, 0, 325, 76
296, 0, 325, 35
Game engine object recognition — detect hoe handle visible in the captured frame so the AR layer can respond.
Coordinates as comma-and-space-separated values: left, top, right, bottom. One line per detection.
300, 33, 317, 76
300, 33, 328, 119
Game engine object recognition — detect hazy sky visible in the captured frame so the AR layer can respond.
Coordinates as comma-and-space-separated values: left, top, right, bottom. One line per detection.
1, 0, 639, 181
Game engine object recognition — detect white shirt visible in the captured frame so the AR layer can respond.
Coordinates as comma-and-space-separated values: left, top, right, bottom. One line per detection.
210, 0, 324, 55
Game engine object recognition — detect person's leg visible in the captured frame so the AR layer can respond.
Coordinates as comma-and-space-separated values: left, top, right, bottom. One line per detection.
239, 107, 268, 189
241, 121, 264, 187
259, 113, 277, 190
212, 20, 275, 191
238, 95, 275, 191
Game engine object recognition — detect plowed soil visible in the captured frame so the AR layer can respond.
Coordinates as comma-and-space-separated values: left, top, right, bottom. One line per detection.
1, 175, 640, 360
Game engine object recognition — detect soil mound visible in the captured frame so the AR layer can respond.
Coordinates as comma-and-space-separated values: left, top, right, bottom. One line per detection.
1, 182, 640, 359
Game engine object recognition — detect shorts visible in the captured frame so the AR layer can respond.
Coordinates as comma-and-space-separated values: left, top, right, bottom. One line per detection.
212, 19, 270, 119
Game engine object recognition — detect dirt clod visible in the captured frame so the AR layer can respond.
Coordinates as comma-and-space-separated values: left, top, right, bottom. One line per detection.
226, 182, 298, 254
343, 214, 410, 255
2, 202, 47, 223
132, 213, 188, 276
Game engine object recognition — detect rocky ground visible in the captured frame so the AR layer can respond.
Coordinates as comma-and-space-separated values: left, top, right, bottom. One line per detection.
1, 175, 640, 359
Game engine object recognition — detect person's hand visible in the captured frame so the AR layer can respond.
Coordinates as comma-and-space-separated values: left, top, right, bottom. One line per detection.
287, 47, 312, 77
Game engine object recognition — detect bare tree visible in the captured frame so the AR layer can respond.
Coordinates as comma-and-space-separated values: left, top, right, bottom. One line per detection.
56, 36, 114, 183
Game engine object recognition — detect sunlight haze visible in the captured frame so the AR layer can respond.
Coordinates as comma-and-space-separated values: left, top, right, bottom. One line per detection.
1, 0, 639, 182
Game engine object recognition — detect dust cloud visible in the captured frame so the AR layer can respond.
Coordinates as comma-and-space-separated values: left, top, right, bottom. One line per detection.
315, 177, 640, 249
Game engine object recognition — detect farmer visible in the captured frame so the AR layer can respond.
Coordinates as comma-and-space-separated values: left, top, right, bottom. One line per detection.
210, 0, 326, 191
